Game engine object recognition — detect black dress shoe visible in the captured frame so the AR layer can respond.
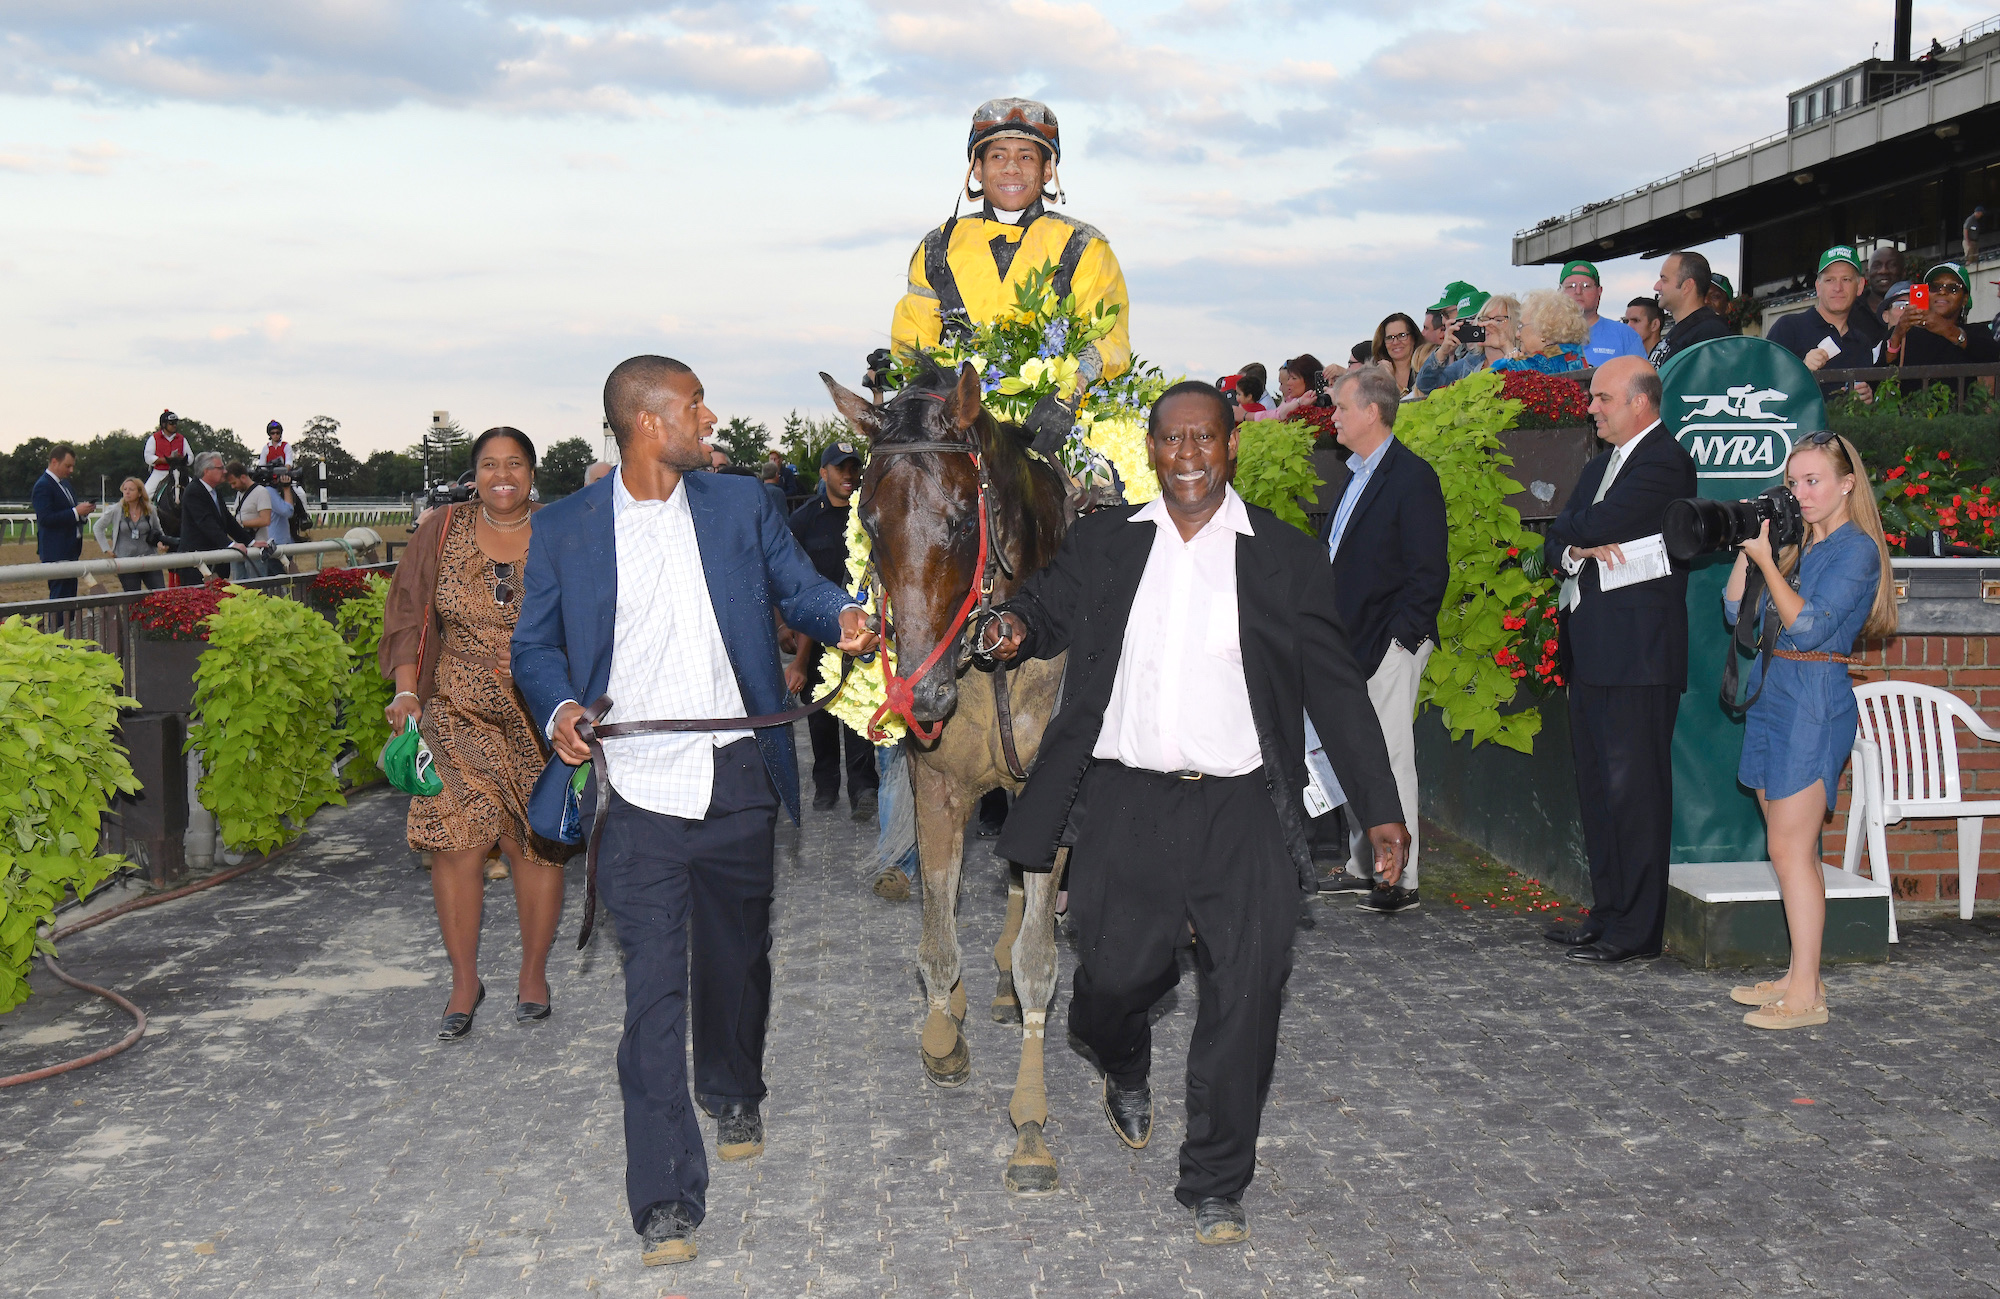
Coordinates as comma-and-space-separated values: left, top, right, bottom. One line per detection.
812, 791, 839, 812
1566, 942, 1662, 964
437, 982, 486, 1041
640, 1201, 699, 1266
714, 1101, 764, 1161
1103, 1078, 1152, 1150
1543, 922, 1603, 947
1317, 872, 1375, 896
514, 997, 551, 1023
1358, 884, 1420, 914
850, 788, 879, 822
1193, 1196, 1248, 1245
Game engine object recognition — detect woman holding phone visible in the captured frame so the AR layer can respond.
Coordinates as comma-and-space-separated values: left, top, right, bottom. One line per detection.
1721, 431, 1896, 1029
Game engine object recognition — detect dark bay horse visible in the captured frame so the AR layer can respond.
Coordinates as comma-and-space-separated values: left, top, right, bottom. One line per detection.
822, 360, 1074, 1193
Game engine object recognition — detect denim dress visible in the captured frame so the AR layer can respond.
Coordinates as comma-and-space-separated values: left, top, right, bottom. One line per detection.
1723, 522, 1881, 807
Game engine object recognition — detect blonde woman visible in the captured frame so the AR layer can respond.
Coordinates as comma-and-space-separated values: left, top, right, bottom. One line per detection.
92, 477, 170, 591
1722, 432, 1896, 1029
1494, 289, 1590, 374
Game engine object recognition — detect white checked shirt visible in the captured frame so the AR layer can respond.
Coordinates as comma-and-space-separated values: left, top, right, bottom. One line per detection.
593, 471, 751, 819
1093, 485, 1262, 778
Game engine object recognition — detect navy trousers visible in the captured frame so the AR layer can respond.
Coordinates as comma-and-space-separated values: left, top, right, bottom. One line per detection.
595, 738, 778, 1232
1568, 682, 1679, 952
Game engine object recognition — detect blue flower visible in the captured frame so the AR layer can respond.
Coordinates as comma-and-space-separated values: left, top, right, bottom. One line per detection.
982, 365, 1003, 394
1040, 319, 1070, 357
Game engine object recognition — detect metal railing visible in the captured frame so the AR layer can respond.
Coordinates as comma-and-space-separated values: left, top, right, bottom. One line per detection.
3, 561, 398, 697
0, 501, 410, 544
0, 537, 380, 586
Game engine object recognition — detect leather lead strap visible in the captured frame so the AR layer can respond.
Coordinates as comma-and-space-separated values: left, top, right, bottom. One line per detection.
572, 654, 859, 949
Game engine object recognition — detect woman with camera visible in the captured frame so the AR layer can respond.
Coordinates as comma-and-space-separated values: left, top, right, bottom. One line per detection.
380, 426, 569, 1040
1415, 294, 1519, 394
1722, 431, 1896, 1030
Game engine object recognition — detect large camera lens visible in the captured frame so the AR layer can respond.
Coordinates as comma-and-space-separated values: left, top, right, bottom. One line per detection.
1662, 486, 1803, 562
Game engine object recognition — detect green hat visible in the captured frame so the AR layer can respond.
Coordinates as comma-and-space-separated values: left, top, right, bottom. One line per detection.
1817, 245, 1863, 275
1455, 289, 1490, 317
379, 718, 443, 797
1559, 259, 1600, 285
1923, 261, 1971, 290
1428, 280, 1476, 312
1709, 274, 1734, 300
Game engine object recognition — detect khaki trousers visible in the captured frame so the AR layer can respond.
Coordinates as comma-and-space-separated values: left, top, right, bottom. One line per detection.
1347, 639, 1434, 888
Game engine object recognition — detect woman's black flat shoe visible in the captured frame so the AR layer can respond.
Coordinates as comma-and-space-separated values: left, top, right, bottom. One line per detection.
514, 998, 551, 1024
437, 983, 486, 1041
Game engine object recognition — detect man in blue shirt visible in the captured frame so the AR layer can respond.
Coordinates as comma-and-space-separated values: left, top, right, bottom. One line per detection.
1560, 260, 1648, 369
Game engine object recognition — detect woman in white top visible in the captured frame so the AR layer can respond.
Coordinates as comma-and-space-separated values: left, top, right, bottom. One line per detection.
92, 477, 170, 591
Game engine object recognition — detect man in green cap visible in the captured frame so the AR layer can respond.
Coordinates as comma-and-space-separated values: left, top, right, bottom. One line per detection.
1765, 245, 1883, 384
1559, 260, 1648, 368
1703, 274, 1735, 319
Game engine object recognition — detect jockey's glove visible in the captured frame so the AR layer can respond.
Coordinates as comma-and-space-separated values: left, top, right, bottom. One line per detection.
1025, 394, 1078, 462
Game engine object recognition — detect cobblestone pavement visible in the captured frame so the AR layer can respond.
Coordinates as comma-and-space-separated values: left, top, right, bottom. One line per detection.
5, 771, 2000, 1298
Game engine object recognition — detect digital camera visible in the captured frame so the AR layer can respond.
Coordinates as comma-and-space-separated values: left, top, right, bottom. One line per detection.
1662, 485, 1805, 562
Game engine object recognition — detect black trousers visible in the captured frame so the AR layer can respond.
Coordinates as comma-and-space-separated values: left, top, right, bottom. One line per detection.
594, 739, 778, 1232
46, 577, 77, 600
1066, 760, 1301, 1207
1568, 682, 1679, 951
803, 651, 876, 805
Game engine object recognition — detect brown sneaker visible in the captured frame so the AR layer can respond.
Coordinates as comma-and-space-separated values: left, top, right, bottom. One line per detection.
639, 1202, 698, 1266
1743, 995, 1828, 1030
872, 867, 912, 902
1730, 980, 1787, 1007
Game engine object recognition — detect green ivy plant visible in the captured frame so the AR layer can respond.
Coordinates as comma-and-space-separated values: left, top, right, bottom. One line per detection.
1233, 420, 1323, 533
0, 617, 137, 1013
335, 574, 394, 778
1395, 371, 1553, 753
188, 588, 352, 853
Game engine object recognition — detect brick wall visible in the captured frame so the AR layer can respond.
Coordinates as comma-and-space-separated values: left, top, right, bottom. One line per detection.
1825, 633, 2000, 907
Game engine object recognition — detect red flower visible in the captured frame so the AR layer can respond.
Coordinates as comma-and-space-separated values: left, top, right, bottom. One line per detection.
1885, 466, 1906, 479
1939, 450, 1952, 460
1506, 547, 1519, 557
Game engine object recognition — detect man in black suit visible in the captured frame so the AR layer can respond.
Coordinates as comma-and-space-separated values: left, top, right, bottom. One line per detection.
1651, 249, 1732, 364
1542, 356, 1698, 963
1315, 366, 1449, 912
175, 450, 255, 583
31, 444, 94, 600
982, 382, 1406, 1247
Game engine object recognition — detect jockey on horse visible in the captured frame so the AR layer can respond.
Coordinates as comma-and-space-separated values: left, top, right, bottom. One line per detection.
882, 97, 1131, 460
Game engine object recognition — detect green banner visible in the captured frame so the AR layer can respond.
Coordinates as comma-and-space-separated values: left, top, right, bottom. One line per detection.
1659, 335, 1827, 863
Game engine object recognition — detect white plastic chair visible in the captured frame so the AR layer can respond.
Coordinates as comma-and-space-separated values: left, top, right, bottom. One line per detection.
1844, 680, 2000, 939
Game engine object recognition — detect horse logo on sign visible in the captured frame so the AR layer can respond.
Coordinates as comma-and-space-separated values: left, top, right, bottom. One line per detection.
1675, 384, 1796, 480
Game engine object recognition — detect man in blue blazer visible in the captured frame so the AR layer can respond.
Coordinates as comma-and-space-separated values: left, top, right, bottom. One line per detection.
512, 355, 876, 1269
32, 444, 95, 600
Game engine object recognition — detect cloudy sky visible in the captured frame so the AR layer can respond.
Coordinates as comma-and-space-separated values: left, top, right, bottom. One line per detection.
2, 0, 1992, 460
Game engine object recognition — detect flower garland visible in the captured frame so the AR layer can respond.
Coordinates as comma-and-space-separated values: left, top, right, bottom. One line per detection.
813, 505, 903, 742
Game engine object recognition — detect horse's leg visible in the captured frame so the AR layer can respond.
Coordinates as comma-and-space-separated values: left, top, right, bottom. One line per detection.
909, 756, 972, 1087
1003, 849, 1066, 1194
991, 864, 1026, 1023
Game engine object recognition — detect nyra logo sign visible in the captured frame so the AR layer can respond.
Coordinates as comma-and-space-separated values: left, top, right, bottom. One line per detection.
1675, 384, 1796, 480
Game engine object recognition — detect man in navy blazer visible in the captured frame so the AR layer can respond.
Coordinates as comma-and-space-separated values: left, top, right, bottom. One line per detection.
32, 444, 94, 599
1314, 367, 1449, 912
1541, 357, 1698, 964
511, 355, 876, 1269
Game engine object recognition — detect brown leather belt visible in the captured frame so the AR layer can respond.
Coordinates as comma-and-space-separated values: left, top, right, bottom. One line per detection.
1772, 650, 1863, 664
570, 653, 858, 949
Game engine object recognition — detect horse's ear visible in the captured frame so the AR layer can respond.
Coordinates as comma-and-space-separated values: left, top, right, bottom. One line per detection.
820, 372, 882, 444
945, 361, 983, 436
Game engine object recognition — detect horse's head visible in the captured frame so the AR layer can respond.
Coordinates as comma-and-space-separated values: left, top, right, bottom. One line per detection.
821, 360, 994, 727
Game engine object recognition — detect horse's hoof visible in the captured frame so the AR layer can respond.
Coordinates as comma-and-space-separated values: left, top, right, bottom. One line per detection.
1004, 1120, 1060, 1195
921, 1032, 971, 1088
991, 971, 1021, 1024
871, 868, 911, 901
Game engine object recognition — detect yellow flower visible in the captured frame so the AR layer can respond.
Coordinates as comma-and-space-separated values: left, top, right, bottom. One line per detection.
1081, 412, 1158, 504
813, 507, 903, 741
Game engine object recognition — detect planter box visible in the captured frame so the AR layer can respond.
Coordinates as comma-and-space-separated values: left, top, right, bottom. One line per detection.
1666, 862, 1891, 968
130, 638, 209, 714
1499, 425, 1600, 521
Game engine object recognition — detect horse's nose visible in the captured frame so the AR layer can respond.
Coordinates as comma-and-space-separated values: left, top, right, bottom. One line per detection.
910, 672, 958, 724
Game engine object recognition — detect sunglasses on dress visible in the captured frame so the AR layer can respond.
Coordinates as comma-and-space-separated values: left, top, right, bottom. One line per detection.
494, 561, 515, 606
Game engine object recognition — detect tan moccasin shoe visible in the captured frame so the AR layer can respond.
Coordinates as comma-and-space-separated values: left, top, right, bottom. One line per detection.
1743, 995, 1828, 1030
1730, 980, 1786, 1007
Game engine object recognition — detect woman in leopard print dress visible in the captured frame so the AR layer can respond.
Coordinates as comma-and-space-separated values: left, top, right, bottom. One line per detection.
381, 428, 570, 1039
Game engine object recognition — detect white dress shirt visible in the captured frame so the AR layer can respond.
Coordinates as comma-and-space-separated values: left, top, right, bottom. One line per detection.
1093, 485, 1262, 778
1560, 419, 1661, 607
596, 471, 751, 819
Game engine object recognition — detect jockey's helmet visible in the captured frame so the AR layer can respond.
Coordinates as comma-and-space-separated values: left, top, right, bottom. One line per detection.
968, 98, 1060, 163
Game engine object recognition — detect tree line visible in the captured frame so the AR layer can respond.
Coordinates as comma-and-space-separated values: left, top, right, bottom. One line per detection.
0, 416, 600, 504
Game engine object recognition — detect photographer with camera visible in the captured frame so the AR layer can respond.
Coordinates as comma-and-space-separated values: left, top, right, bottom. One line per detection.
1714, 432, 1896, 1030
1415, 293, 1519, 395
226, 462, 275, 580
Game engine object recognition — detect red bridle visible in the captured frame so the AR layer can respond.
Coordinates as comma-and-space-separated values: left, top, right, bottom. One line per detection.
862, 442, 992, 744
